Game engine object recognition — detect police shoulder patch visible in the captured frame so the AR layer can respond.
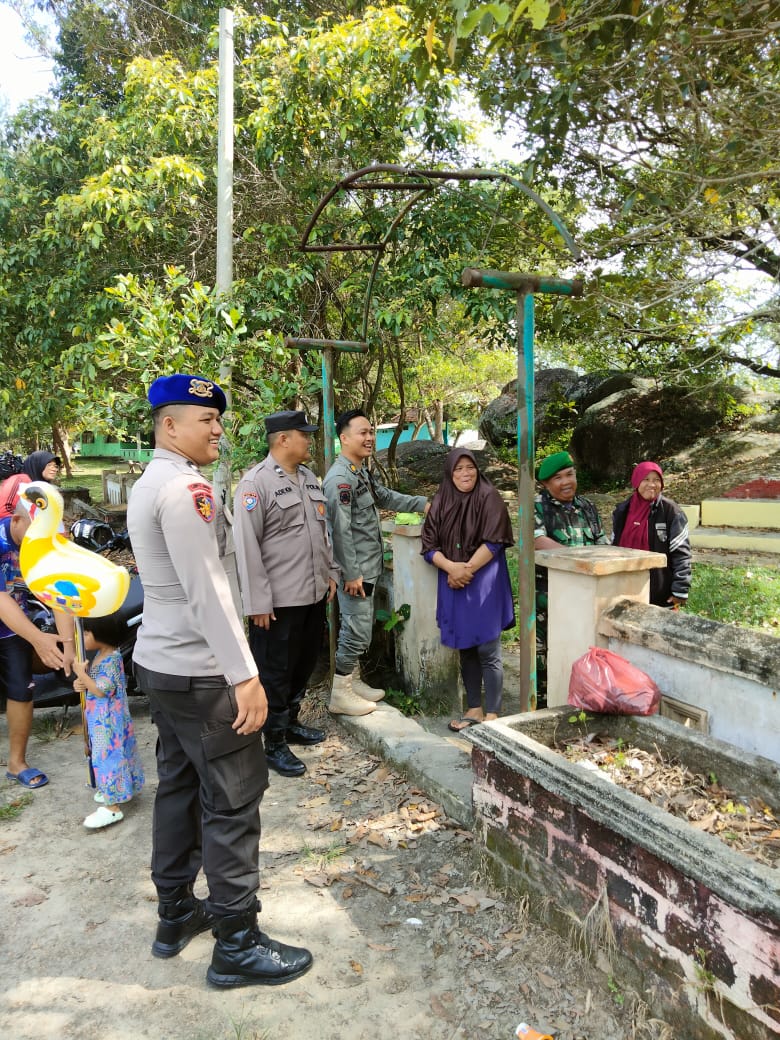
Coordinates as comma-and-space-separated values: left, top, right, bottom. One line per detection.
338, 482, 352, 506
188, 482, 215, 523
242, 490, 259, 512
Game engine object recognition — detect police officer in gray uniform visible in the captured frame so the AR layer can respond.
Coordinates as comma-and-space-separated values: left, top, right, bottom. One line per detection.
233, 410, 338, 778
128, 374, 312, 989
323, 409, 428, 715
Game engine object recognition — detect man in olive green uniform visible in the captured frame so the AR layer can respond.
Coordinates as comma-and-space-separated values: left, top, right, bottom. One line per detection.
323, 409, 428, 714
533, 450, 605, 706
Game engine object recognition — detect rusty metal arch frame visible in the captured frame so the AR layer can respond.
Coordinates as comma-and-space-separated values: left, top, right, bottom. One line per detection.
287, 164, 583, 711
295, 164, 581, 346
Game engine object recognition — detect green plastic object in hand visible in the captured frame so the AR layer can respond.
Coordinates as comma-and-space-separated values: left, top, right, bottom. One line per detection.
394, 512, 423, 526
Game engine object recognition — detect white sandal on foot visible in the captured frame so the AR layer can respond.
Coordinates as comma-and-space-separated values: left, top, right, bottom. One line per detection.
83, 806, 123, 829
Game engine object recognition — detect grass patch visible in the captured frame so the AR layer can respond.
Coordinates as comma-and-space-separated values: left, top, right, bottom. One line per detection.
684, 562, 780, 632
508, 543, 778, 635
31, 713, 64, 743
0, 790, 33, 820
299, 840, 347, 870
384, 687, 422, 716
59, 455, 116, 501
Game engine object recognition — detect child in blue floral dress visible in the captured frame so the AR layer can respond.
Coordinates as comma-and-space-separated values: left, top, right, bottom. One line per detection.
72, 614, 144, 829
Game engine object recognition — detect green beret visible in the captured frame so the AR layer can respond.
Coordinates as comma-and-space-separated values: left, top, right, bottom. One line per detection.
537, 451, 574, 482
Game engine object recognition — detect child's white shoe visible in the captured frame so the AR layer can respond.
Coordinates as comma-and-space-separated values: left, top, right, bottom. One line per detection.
83, 806, 123, 829
93, 791, 106, 803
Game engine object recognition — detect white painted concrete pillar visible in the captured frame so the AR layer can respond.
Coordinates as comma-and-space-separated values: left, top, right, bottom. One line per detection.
534, 546, 667, 706
385, 522, 460, 710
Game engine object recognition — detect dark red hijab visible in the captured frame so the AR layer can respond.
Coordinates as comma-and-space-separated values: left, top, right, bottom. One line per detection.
617, 461, 664, 551
421, 448, 514, 562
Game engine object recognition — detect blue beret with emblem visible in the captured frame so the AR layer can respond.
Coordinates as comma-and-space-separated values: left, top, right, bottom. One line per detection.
148, 374, 227, 415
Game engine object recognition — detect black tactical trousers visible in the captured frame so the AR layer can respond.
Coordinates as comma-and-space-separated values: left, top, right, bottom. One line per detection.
137, 666, 268, 916
248, 596, 327, 734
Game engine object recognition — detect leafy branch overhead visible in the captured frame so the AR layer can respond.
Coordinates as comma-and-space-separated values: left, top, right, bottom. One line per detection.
2, 0, 779, 457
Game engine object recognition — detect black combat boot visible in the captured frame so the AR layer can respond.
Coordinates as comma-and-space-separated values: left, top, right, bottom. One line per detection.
207, 906, 313, 988
285, 711, 325, 746
152, 883, 216, 958
264, 731, 306, 777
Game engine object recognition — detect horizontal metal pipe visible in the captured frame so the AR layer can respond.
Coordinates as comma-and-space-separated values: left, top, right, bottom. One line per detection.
284, 337, 369, 353
462, 269, 584, 296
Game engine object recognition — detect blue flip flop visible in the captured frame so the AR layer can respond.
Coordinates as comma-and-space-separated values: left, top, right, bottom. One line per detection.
5, 767, 49, 789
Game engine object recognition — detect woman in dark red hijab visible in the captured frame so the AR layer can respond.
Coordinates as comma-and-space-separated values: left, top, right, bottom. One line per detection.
611, 461, 692, 607
421, 449, 515, 731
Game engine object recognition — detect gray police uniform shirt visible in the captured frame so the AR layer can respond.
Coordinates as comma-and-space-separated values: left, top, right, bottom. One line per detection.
323, 456, 427, 582
128, 448, 257, 686
233, 455, 339, 616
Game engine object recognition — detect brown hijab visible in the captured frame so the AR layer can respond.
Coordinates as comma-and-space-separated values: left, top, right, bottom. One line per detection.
421, 448, 514, 562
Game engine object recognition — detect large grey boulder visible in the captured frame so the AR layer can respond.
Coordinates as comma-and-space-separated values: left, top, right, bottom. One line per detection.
570, 383, 740, 481
480, 368, 581, 448
479, 369, 642, 450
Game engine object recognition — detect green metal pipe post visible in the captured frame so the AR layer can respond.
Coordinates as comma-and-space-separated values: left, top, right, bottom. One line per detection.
461, 269, 583, 711
517, 292, 536, 712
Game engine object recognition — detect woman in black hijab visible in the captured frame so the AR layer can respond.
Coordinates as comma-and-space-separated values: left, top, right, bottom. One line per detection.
422, 448, 515, 731
22, 451, 61, 483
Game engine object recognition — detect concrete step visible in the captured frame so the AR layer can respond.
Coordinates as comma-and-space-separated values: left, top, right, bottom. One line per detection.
700, 498, 780, 529
690, 526, 780, 553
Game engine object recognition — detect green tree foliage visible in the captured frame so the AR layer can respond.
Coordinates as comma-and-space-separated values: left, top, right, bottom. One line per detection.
2, 2, 565, 458
414, 0, 780, 381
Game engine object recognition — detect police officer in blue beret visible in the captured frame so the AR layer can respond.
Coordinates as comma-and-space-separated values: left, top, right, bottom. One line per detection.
128, 374, 312, 988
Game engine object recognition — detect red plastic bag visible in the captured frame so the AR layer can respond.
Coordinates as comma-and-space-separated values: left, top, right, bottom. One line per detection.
568, 647, 660, 716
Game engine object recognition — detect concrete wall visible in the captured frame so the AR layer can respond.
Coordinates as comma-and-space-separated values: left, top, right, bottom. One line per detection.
599, 600, 780, 764
701, 498, 780, 529
468, 712, 780, 1040
384, 523, 460, 713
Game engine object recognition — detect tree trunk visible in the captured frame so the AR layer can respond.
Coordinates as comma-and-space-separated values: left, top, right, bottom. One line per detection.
51, 423, 72, 478
432, 399, 444, 443
385, 338, 405, 485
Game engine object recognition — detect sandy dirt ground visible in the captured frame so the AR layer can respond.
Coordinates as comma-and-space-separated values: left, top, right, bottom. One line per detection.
0, 699, 657, 1040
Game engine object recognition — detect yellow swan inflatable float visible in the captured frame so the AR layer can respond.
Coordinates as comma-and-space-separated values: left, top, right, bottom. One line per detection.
20, 482, 130, 618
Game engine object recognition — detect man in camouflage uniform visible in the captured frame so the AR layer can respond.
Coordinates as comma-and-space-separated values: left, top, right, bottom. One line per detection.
323, 409, 428, 714
534, 451, 605, 706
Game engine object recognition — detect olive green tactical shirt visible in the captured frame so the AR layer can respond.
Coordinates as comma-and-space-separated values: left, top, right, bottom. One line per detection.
323, 456, 427, 583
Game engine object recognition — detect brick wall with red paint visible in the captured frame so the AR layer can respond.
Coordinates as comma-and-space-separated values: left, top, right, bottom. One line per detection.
472, 747, 780, 1040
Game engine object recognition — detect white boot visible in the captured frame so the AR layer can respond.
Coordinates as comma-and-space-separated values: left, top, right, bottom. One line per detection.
351, 667, 385, 702
329, 672, 377, 716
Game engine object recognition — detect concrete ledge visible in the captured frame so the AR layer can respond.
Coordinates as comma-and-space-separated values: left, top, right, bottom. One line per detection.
535, 545, 667, 575
701, 497, 780, 529
466, 709, 780, 919
690, 527, 780, 552
680, 504, 699, 528
598, 597, 780, 687
336, 702, 474, 827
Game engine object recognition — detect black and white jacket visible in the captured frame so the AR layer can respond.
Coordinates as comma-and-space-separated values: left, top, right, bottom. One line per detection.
611, 494, 692, 606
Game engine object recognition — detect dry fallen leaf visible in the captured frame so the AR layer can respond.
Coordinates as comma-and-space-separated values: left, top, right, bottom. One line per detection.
537, 971, 559, 988
367, 943, 396, 952
453, 891, 481, 908
429, 994, 455, 1021
300, 795, 329, 808
303, 873, 332, 888
350, 960, 363, 974
13, 889, 47, 907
